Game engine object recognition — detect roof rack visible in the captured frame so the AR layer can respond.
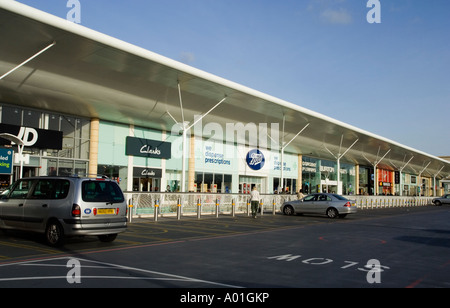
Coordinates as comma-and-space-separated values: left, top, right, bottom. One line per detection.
69, 173, 110, 179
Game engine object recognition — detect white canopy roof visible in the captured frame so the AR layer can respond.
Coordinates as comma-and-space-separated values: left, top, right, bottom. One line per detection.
0, 0, 448, 179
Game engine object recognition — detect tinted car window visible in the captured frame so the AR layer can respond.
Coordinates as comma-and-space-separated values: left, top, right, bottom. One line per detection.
332, 194, 348, 201
30, 179, 70, 200
82, 181, 124, 203
317, 194, 331, 201
9, 180, 33, 199
304, 195, 316, 201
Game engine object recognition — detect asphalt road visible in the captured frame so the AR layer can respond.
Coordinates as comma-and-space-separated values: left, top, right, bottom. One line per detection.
0, 205, 449, 292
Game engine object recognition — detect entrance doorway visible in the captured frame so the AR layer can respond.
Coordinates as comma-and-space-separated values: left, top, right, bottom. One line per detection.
239, 176, 266, 194
133, 177, 160, 192
320, 179, 341, 194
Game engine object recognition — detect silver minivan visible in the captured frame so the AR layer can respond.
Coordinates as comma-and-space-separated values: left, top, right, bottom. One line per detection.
0, 176, 127, 246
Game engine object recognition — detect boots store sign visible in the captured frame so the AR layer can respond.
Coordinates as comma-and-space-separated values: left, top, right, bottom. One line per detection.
0, 124, 63, 150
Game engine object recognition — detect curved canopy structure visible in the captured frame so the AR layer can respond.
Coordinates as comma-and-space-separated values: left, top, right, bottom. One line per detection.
0, 0, 449, 182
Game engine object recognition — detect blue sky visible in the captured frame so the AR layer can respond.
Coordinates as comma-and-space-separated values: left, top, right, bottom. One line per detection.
16, 0, 450, 156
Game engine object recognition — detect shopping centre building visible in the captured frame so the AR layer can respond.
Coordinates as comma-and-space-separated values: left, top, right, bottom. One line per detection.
0, 1, 449, 197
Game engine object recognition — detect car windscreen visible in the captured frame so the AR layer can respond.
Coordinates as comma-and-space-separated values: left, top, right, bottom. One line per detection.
82, 180, 125, 203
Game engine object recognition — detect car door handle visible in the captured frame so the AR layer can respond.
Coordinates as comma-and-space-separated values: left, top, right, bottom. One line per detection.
18, 203, 24, 207
42, 204, 48, 208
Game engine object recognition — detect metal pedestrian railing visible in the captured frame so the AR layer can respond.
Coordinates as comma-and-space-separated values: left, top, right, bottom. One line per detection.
124, 192, 434, 222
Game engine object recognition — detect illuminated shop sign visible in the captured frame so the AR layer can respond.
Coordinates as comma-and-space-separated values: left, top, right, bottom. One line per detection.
126, 136, 171, 159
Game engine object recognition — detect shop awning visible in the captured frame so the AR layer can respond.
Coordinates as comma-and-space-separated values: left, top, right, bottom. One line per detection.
0, 0, 449, 179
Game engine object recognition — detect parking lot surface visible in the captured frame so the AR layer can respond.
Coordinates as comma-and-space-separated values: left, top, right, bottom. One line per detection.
0, 205, 449, 290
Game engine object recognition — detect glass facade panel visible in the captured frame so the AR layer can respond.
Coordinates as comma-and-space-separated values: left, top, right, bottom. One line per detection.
0, 104, 90, 178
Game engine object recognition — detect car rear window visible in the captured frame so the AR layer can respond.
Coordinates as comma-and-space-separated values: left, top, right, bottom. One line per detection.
82, 180, 124, 203
332, 194, 348, 201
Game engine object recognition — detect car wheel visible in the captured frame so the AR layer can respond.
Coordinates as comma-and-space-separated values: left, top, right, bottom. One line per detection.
326, 208, 338, 219
435, 200, 442, 206
98, 234, 118, 242
283, 205, 295, 216
45, 220, 65, 247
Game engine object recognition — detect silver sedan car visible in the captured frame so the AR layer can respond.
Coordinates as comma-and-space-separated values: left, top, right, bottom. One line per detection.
281, 193, 357, 218
432, 194, 450, 206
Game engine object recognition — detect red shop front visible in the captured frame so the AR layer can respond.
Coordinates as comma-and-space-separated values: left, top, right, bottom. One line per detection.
378, 169, 394, 195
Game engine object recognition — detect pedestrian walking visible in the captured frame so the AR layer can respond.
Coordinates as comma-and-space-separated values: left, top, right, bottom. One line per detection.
297, 189, 304, 200
250, 186, 260, 219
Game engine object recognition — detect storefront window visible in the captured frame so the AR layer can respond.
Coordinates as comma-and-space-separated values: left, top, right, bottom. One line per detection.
195, 172, 232, 193
273, 177, 297, 194
166, 170, 181, 192
0, 105, 90, 178
341, 163, 356, 195
1, 106, 22, 125
358, 166, 373, 195
22, 109, 41, 128
98, 165, 127, 190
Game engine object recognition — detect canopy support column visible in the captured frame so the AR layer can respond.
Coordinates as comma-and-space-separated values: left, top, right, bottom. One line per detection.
418, 161, 431, 196
433, 166, 445, 197
398, 155, 414, 196
280, 122, 309, 193
323, 136, 359, 195
362, 147, 391, 195
176, 81, 227, 192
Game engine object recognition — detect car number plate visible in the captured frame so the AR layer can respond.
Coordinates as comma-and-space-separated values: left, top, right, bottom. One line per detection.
97, 208, 115, 215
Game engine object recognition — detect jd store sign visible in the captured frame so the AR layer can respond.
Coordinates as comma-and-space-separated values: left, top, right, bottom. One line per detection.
0, 123, 63, 150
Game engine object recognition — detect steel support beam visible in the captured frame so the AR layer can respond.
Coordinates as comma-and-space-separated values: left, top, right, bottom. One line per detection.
323, 136, 359, 195
398, 155, 414, 196
176, 82, 227, 192
280, 122, 309, 193
0, 42, 56, 80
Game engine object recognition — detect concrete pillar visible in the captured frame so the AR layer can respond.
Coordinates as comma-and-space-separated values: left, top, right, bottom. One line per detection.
297, 154, 303, 193
88, 118, 99, 178
355, 164, 360, 195
188, 133, 196, 192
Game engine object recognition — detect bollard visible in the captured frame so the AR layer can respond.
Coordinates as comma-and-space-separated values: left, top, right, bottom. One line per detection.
231, 198, 235, 217
260, 199, 264, 216
247, 198, 250, 216
197, 198, 201, 219
272, 198, 276, 215
154, 199, 159, 222
127, 198, 133, 223
128, 204, 133, 223
177, 197, 181, 220
215, 198, 220, 218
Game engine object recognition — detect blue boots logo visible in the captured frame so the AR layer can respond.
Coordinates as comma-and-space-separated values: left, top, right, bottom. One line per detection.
246, 149, 265, 170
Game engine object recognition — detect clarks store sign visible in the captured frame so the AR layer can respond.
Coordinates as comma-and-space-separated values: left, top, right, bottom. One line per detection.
125, 136, 171, 159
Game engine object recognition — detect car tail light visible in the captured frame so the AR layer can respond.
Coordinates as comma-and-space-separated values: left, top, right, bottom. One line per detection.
93, 208, 97, 216
116, 208, 120, 215
344, 202, 352, 207
72, 204, 81, 217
